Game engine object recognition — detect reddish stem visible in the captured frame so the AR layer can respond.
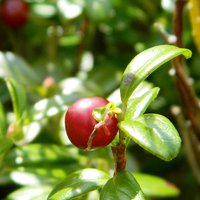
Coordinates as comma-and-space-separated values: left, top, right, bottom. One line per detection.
112, 143, 127, 176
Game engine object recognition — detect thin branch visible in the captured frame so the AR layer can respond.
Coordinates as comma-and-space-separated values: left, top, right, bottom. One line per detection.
171, 106, 200, 183
111, 142, 126, 176
172, 0, 200, 140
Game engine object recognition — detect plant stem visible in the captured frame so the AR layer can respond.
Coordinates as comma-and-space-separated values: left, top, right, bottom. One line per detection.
172, 0, 200, 140
111, 138, 126, 176
172, 0, 200, 182
112, 105, 127, 176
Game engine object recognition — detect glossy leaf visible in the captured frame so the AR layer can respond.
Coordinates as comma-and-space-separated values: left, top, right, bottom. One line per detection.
9, 165, 81, 185
4, 144, 80, 166
48, 168, 110, 200
30, 94, 81, 121
5, 78, 27, 120
100, 171, 145, 200
107, 81, 154, 107
130, 81, 154, 99
125, 87, 159, 119
6, 184, 53, 200
119, 114, 181, 161
134, 173, 180, 198
120, 45, 192, 103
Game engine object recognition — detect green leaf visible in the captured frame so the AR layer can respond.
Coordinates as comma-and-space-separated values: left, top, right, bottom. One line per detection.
0, 52, 39, 85
100, 171, 145, 200
134, 173, 180, 198
119, 114, 181, 161
48, 168, 110, 200
0, 102, 6, 137
85, 0, 112, 22
130, 81, 154, 99
0, 171, 12, 185
4, 144, 80, 166
125, 87, 159, 119
57, 0, 82, 19
9, 165, 81, 185
5, 78, 27, 120
120, 45, 192, 103
32, 3, 57, 18
6, 184, 53, 200
14, 121, 42, 145
30, 94, 81, 121
0, 138, 13, 154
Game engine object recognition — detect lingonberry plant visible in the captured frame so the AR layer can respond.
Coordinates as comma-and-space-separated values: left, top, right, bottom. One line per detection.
65, 97, 118, 150
47, 45, 192, 200
0, 0, 28, 28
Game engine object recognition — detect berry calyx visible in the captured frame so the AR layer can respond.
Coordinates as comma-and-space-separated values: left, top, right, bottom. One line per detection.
0, 0, 28, 28
65, 97, 118, 150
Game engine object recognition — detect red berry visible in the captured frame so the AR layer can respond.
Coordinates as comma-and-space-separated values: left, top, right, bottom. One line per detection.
65, 97, 118, 149
0, 0, 28, 28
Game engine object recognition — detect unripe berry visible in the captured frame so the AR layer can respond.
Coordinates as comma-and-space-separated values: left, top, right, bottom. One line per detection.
65, 97, 118, 150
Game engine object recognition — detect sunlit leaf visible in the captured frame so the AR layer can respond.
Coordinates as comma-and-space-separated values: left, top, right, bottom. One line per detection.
120, 45, 192, 103
6, 184, 53, 200
130, 81, 154, 99
9, 165, 81, 185
59, 35, 81, 46
4, 144, 81, 166
57, 0, 82, 19
134, 173, 180, 198
100, 171, 145, 200
119, 114, 181, 161
5, 78, 27, 120
125, 87, 159, 119
48, 168, 110, 200
17, 121, 42, 145
30, 94, 81, 121
32, 3, 57, 18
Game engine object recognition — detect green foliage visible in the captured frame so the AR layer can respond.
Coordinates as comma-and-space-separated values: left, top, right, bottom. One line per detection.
0, 102, 6, 137
119, 114, 181, 161
133, 173, 180, 198
120, 45, 192, 103
5, 78, 27, 121
48, 168, 110, 200
6, 185, 52, 200
3, 144, 81, 166
0, 0, 198, 199
100, 171, 145, 200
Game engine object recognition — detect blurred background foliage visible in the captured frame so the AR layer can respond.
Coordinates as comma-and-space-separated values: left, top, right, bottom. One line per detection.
0, 0, 200, 199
